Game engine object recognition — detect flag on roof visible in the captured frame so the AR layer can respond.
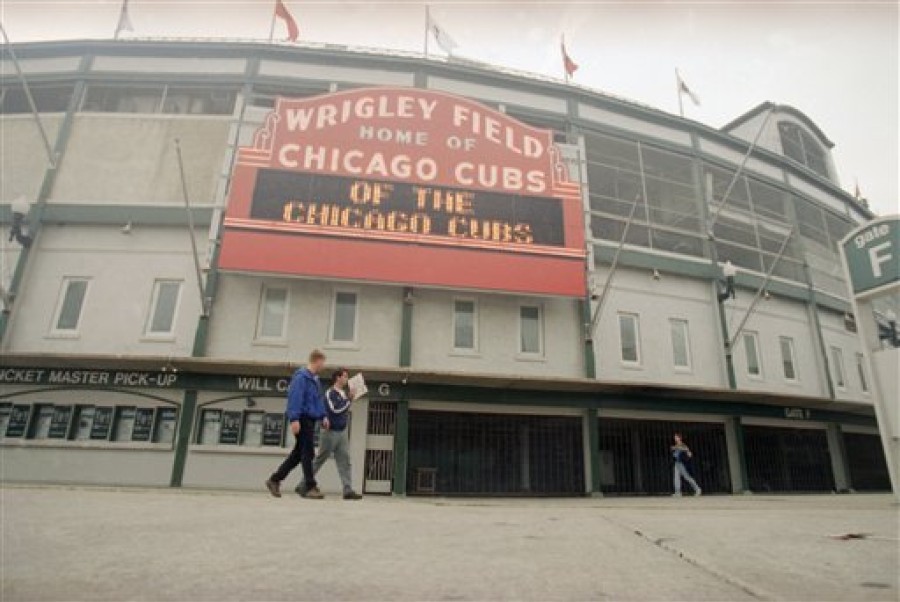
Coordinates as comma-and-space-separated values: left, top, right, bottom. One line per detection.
274, 0, 300, 42
114, 0, 134, 40
427, 10, 458, 54
561, 36, 578, 80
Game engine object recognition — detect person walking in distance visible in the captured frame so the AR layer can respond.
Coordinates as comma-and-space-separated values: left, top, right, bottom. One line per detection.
265, 350, 327, 499
671, 432, 702, 497
295, 368, 363, 500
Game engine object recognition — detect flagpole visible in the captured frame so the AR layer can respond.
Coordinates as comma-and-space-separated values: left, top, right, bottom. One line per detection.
676, 69, 684, 117
268, 3, 277, 42
114, 0, 128, 40
424, 5, 430, 57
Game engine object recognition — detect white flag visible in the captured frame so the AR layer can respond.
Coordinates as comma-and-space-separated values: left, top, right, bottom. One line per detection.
114, 0, 134, 39
427, 12, 458, 54
677, 71, 700, 106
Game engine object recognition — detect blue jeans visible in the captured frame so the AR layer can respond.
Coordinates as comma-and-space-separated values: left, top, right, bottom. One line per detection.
673, 462, 700, 494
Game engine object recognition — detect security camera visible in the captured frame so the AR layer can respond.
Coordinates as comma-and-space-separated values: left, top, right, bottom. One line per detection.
121, 222, 132, 235
652, 269, 661, 281
9, 196, 33, 248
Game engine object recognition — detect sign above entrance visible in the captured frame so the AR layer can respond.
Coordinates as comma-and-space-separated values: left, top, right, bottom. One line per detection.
841, 215, 900, 297
218, 87, 586, 297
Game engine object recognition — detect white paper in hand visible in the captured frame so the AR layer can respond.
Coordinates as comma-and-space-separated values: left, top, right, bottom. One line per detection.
348, 373, 368, 400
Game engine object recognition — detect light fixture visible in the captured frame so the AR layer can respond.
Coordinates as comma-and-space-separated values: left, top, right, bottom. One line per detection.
9, 195, 33, 248
717, 260, 737, 303
878, 309, 899, 348
763, 290, 772, 300
121, 221, 132, 235
403, 288, 415, 305
651, 269, 661, 281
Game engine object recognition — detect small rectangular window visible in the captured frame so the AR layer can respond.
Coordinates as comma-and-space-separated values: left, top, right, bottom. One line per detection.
262, 413, 285, 447
241, 411, 264, 447
618, 313, 641, 364
74, 406, 95, 440
669, 318, 691, 369
153, 408, 178, 444
831, 346, 846, 389
779, 336, 797, 381
453, 299, 477, 350
199, 409, 222, 444
48, 405, 74, 439
90, 407, 113, 440
219, 411, 242, 445
114, 407, 137, 441
856, 353, 869, 393
132, 408, 156, 442
743, 332, 762, 377
519, 305, 543, 355
146, 280, 182, 335
256, 286, 289, 340
161, 86, 236, 115
31, 405, 54, 439
331, 291, 358, 343
0, 403, 11, 437
53, 278, 89, 332
5, 404, 31, 438
81, 85, 164, 113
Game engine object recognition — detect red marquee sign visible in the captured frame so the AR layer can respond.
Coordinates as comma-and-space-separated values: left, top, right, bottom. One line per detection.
219, 87, 586, 296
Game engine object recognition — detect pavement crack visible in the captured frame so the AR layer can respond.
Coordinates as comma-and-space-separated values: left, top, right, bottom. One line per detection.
601, 515, 770, 601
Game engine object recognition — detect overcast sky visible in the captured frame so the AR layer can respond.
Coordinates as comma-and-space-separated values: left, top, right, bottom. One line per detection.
2, 0, 897, 216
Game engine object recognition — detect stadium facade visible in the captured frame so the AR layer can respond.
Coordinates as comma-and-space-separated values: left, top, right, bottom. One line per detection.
0, 39, 892, 496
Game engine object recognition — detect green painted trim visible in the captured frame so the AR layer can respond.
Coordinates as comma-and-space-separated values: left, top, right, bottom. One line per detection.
392, 396, 409, 495
732, 416, 750, 493
591, 244, 717, 279
580, 298, 596, 379
586, 407, 601, 493
169, 389, 197, 487
399, 288, 413, 368
41, 204, 214, 227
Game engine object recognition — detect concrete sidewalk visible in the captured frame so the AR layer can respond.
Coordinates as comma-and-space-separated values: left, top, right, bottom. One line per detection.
1, 485, 897, 601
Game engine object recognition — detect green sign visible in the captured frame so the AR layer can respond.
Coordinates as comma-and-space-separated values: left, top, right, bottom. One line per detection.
842, 216, 900, 295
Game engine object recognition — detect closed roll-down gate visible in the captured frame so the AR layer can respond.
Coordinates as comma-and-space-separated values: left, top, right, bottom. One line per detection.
743, 424, 835, 492
844, 432, 891, 491
598, 417, 731, 495
407, 410, 584, 496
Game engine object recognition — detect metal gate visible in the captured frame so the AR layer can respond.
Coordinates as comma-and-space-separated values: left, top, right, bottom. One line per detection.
844, 432, 891, 491
598, 417, 731, 495
744, 425, 835, 492
363, 402, 396, 494
407, 411, 584, 496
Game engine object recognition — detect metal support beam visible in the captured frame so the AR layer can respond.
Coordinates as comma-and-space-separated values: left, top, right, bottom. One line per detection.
826, 423, 852, 493
391, 396, 410, 495
399, 287, 414, 368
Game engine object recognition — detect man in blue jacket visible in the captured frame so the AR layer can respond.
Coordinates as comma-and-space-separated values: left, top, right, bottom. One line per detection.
265, 349, 327, 499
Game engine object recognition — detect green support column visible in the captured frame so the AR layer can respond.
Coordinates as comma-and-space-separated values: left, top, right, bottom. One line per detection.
725, 416, 751, 493
581, 298, 597, 379
585, 407, 602, 495
392, 397, 410, 495
399, 287, 414, 368
170, 390, 198, 487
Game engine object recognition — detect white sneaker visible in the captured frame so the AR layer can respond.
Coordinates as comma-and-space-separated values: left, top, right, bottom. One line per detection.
694, 489, 702, 496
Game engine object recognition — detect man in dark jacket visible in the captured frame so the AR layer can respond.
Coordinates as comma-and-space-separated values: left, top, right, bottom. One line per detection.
295, 368, 362, 500
265, 349, 327, 499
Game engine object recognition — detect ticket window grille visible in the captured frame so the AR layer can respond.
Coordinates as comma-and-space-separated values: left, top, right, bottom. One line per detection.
407, 411, 584, 496
743, 426, 835, 492
598, 418, 731, 495
363, 402, 397, 495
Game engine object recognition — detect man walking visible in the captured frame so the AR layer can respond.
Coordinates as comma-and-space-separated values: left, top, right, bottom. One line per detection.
671, 432, 702, 497
296, 368, 363, 500
265, 350, 327, 499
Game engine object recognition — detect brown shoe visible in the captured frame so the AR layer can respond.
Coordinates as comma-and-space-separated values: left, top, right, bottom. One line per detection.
302, 486, 324, 499
265, 479, 282, 498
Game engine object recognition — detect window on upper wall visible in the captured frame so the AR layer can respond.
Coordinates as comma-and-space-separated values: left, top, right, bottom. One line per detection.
145, 280, 183, 337
51, 277, 90, 334
331, 291, 358, 343
618, 313, 641, 366
779, 336, 798, 381
830, 346, 846, 389
742, 332, 762, 377
80, 84, 236, 115
777, 121, 830, 180
669, 318, 691, 370
256, 286, 289, 341
856, 353, 869, 393
0, 85, 75, 114
453, 298, 477, 351
519, 305, 543, 355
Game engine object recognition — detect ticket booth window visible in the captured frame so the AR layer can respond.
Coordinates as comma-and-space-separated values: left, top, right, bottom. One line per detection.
262, 413, 285, 447
114, 407, 137, 441
74, 406, 96, 440
0, 403, 11, 437
131, 408, 155, 442
48, 406, 74, 439
6, 404, 32, 438
90, 407, 114, 440
242, 411, 264, 447
219, 411, 242, 445
32, 405, 54, 439
154, 408, 178, 444
199, 409, 222, 444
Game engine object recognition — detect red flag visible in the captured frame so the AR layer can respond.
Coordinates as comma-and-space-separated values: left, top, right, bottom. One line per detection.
561, 36, 578, 79
274, 0, 299, 42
